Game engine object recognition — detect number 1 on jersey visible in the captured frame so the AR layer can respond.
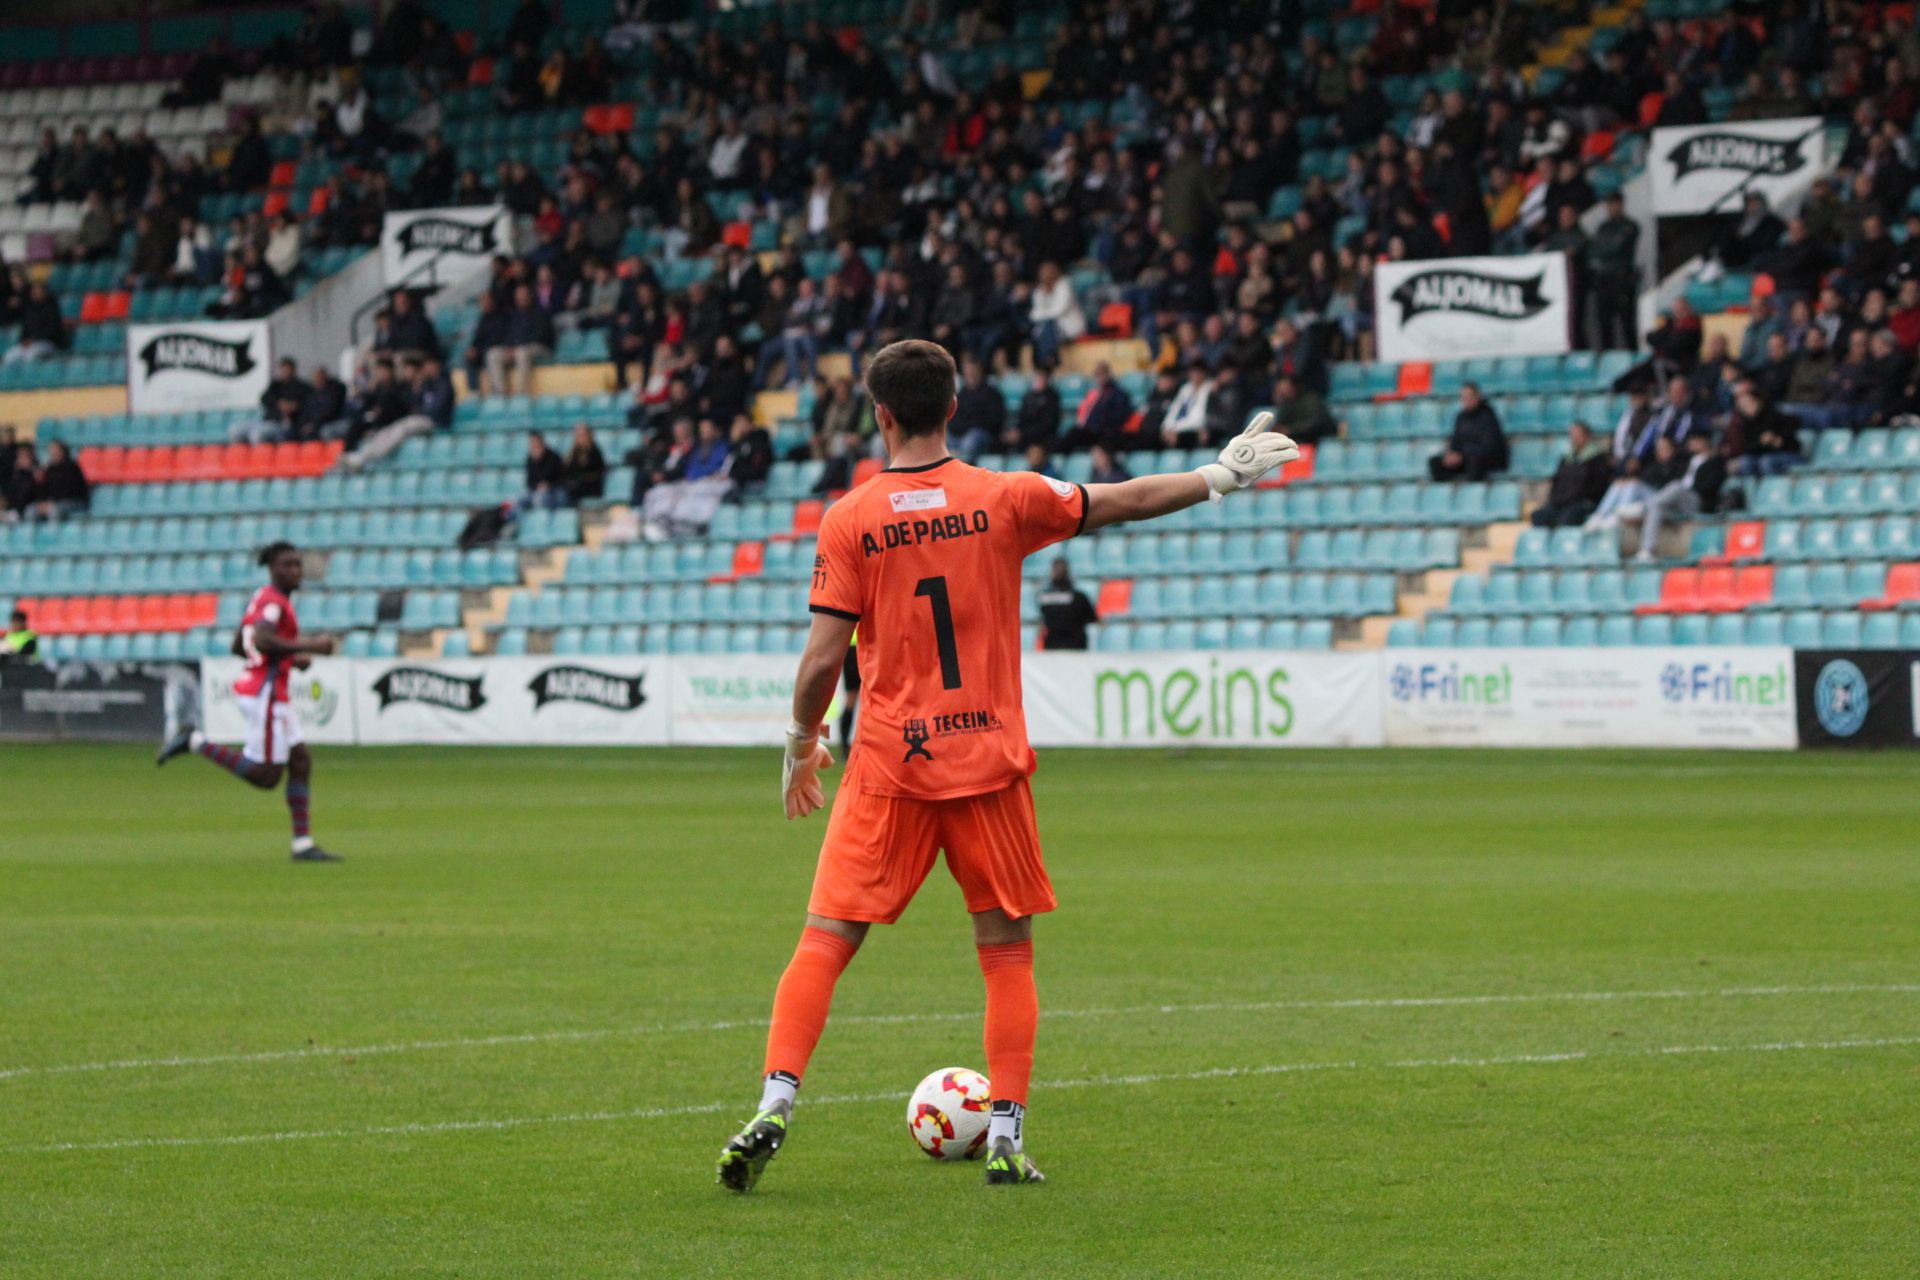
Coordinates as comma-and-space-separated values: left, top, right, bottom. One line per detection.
914, 576, 963, 689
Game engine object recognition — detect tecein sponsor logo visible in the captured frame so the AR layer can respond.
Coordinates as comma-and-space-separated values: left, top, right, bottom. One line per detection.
138, 333, 258, 380
527, 665, 646, 712
1389, 270, 1549, 324
372, 666, 487, 712
1389, 661, 1512, 705
1658, 661, 1789, 705
1093, 659, 1295, 740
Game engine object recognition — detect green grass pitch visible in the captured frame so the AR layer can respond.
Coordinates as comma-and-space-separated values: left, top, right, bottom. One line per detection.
3, 743, 1918, 1278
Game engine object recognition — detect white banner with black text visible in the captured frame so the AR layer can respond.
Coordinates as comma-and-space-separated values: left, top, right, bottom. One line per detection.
380, 205, 513, 289
1649, 117, 1826, 216
1372, 253, 1573, 364
126, 320, 273, 415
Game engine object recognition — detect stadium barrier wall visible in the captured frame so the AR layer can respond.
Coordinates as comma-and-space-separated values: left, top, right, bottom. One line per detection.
194, 648, 1807, 750
1383, 647, 1798, 749
1, 661, 197, 741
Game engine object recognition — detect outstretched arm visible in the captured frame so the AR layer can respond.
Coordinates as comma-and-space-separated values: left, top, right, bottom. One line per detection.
783, 610, 856, 819
1082, 411, 1300, 532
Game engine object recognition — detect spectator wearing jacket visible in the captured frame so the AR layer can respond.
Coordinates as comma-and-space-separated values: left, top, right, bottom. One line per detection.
1530, 421, 1614, 527
1007, 368, 1062, 452
487, 283, 555, 397
232, 358, 310, 444
1067, 362, 1135, 451
1428, 383, 1509, 481
341, 355, 453, 471
1723, 384, 1804, 477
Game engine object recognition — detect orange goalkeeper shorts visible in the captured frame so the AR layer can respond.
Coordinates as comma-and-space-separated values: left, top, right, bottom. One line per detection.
807, 761, 1057, 925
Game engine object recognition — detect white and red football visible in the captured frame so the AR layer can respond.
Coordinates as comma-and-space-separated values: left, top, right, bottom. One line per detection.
905, 1066, 992, 1160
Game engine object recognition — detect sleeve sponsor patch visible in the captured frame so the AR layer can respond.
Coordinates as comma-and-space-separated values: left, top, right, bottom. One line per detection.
890, 487, 949, 512
1044, 476, 1077, 498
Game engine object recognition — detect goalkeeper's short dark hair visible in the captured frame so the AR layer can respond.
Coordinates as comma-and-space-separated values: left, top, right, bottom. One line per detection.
864, 340, 956, 438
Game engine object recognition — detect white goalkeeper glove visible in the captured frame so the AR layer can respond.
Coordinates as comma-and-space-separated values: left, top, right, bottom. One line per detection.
782, 719, 834, 820
1196, 411, 1301, 500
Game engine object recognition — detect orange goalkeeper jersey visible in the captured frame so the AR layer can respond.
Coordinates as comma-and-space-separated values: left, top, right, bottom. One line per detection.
808, 456, 1089, 799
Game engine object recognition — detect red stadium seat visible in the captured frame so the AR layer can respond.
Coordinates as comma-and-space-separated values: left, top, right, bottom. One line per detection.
262, 190, 290, 218
79, 291, 110, 324
136, 595, 171, 631
1096, 579, 1133, 617
1096, 302, 1133, 336
584, 103, 635, 135
1638, 92, 1665, 126
269, 161, 297, 188
1579, 130, 1618, 163
1732, 564, 1775, 608
1697, 566, 1740, 611
468, 57, 495, 86
160, 594, 199, 630
790, 499, 825, 536
731, 540, 765, 578
103, 290, 131, 320
1708, 519, 1766, 563
1639, 568, 1702, 614
1863, 563, 1920, 610
1258, 442, 1315, 488
1396, 362, 1432, 396
308, 187, 331, 215
720, 221, 754, 249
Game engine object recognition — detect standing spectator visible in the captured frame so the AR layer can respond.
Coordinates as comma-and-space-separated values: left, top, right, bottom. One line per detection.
1037, 559, 1099, 650
1428, 383, 1509, 481
1530, 421, 1613, 527
487, 283, 554, 396
518, 431, 566, 510
562, 423, 607, 504
1, 608, 37, 663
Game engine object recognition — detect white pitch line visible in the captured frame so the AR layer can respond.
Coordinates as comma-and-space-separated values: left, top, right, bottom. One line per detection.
2, 983, 1915, 1085
15, 1035, 1919, 1156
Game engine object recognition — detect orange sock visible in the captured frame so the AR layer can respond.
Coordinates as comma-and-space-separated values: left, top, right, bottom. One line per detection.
762, 926, 859, 1081
977, 940, 1037, 1106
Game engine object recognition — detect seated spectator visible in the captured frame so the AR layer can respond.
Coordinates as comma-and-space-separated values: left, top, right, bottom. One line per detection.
232, 358, 310, 444
172, 216, 219, 284
1747, 332, 1798, 404
1269, 374, 1335, 445
487, 283, 554, 397
1136, 369, 1181, 446
1, 607, 38, 663
381, 289, 443, 361
2, 282, 68, 367
4, 443, 41, 520
265, 211, 303, 280
518, 431, 567, 511
1024, 442, 1051, 474
340, 354, 453, 471
1723, 384, 1804, 477
759, 277, 825, 391
1720, 193, 1785, 270
1204, 362, 1250, 441
1782, 326, 1835, 409
1428, 383, 1509, 481
951, 356, 1007, 459
1024, 260, 1085, 369
300, 366, 349, 440
72, 192, 118, 262
1067, 362, 1135, 451
642, 417, 733, 539
1587, 433, 1725, 560
1008, 368, 1062, 452
33, 441, 89, 522
701, 335, 752, 424
1037, 558, 1099, 651
1088, 442, 1132, 484
1161, 363, 1214, 446
1530, 421, 1613, 527
728, 413, 773, 494
562, 423, 607, 504
336, 358, 409, 453
1619, 376, 1703, 466
464, 292, 511, 395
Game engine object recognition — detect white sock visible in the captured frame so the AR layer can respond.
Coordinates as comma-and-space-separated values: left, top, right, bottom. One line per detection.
291, 836, 315, 854
758, 1071, 798, 1112
988, 1101, 1024, 1152
188, 729, 206, 750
